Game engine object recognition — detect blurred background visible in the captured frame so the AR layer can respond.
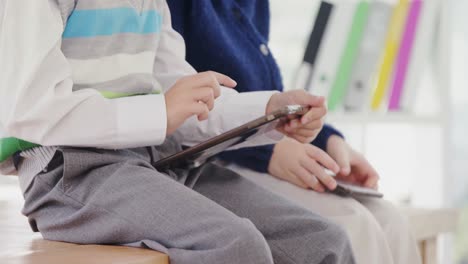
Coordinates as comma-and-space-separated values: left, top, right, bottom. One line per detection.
268, 0, 467, 263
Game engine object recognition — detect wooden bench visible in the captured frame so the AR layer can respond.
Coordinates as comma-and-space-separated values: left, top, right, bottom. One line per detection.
0, 187, 169, 264
0, 182, 459, 264
402, 207, 459, 264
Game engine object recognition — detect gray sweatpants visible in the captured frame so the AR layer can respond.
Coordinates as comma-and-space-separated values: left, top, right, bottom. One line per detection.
21, 139, 355, 264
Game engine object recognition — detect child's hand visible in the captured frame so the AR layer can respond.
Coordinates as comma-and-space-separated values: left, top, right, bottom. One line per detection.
327, 135, 380, 189
165, 71, 237, 135
268, 137, 340, 192
266, 90, 327, 143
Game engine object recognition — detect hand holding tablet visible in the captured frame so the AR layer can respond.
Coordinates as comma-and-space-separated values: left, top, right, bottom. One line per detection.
155, 97, 383, 198
266, 91, 327, 143
332, 181, 384, 198
154, 105, 311, 171
324, 169, 384, 198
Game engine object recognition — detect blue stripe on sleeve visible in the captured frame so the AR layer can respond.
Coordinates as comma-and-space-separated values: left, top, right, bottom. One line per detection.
63, 8, 162, 38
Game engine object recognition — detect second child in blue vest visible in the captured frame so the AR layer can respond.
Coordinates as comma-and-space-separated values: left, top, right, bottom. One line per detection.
168, 1, 422, 264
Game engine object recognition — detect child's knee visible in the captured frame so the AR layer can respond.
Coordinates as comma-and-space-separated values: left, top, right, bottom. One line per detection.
337, 198, 385, 237
327, 221, 352, 246
361, 198, 411, 234
322, 222, 356, 263
220, 219, 273, 264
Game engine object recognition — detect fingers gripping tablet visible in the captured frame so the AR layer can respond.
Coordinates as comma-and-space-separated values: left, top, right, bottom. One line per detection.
154, 105, 309, 171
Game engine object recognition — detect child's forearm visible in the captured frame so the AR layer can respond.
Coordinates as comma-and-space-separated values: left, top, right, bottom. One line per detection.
177, 88, 282, 148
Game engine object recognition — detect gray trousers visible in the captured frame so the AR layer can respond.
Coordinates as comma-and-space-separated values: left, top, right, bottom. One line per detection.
21, 140, 355, 264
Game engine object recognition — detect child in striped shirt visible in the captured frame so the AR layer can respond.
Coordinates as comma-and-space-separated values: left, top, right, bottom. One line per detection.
0, 1, 355, 263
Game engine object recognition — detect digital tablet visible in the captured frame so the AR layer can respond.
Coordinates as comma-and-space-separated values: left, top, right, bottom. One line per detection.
332, 181, 384, 198
154, 105, 310, 171
323, 169, 383, 198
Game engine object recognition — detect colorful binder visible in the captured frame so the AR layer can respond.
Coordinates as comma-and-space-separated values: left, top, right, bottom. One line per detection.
328, 0, 370, 111
370, 0, 409, 110
399, 0, 439, 111
295, 1, 334, 91
388, 0, 423, 111
344, 0, 394, 111
308, 0, 357, 98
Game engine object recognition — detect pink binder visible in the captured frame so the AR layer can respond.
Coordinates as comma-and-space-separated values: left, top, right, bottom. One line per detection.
388, 0, 423, 111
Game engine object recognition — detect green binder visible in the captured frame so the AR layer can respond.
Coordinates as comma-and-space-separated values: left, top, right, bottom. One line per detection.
328, 1, 370, 111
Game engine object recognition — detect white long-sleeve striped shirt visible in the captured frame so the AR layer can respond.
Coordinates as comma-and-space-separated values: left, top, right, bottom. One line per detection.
0, 0, 280, 190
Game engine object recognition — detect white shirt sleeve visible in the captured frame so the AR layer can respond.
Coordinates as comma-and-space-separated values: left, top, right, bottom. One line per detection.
0, 0, 168, 149
154, 1, 282, 148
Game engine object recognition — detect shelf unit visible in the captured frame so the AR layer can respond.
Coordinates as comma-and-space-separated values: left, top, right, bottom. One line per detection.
320, 2, 453, 262
314, 0, 452, 208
